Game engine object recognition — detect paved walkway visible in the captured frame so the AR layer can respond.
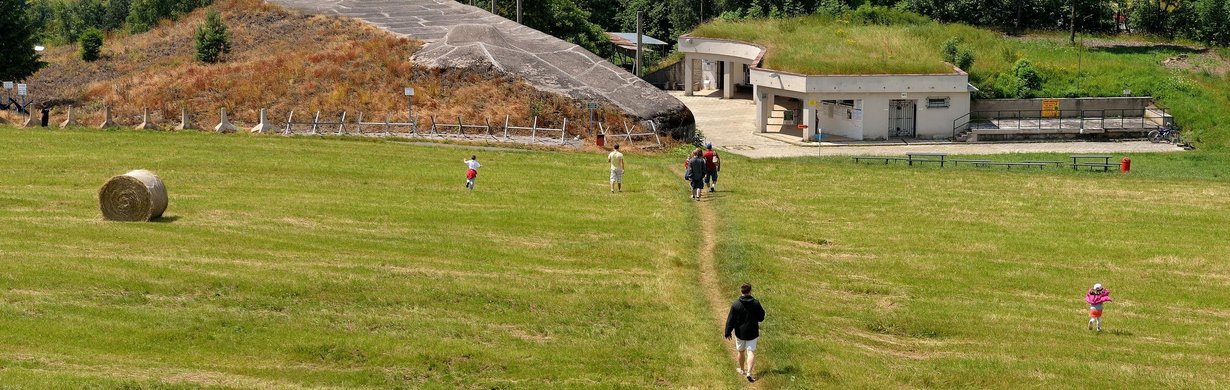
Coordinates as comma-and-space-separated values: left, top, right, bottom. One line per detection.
672, 91, 1188, 158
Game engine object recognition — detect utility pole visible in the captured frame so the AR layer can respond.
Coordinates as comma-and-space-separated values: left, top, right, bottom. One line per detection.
636, 11, 644, 77
700, 0, 704, 22
516, 0, 522, 24
491, 0, 495, 14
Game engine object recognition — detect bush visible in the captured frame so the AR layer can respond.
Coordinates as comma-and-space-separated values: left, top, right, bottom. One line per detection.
995, 59, 1042, 98
955, 48, 975, 71
79, 28, 104, 61
717, 9, 743, 22
194, 9, 230, 63
941, 37, 959, 63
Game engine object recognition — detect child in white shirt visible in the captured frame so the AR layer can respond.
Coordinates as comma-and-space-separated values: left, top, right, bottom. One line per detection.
463, 155, 481, 190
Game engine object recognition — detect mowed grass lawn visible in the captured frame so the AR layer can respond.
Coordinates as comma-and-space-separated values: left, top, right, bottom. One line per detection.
713, 155, 1230, 388
0, 127, 733, 388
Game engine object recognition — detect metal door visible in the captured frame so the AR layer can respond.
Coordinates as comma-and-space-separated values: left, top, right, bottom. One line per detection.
889, 99, 916, 138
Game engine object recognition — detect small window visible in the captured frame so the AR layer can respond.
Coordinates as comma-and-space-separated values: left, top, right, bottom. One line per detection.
927, 97, 950, 109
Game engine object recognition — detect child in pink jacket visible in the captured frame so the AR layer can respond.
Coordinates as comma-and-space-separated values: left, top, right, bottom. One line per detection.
1086, 283, 1113, 332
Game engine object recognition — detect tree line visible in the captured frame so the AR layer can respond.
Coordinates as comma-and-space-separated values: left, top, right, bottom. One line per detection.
25, 0, 213, 44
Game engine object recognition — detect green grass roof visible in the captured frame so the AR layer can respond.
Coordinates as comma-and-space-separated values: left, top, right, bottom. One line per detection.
689, 15, 993, 75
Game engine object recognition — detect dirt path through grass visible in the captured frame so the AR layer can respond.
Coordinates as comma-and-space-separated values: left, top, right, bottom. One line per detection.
675, 166, 764, 387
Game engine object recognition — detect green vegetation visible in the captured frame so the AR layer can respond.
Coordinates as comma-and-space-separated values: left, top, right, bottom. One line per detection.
78, 27, 102, 61
0, 0, 45, 81
0, 127, 732, 387
713, 152, 1230, 388
192, 9, 228, 64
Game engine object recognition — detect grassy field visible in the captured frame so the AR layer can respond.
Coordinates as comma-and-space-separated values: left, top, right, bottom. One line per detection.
0, 127, 732, 388
712, 153, 1230, 388
4, 126, 1230, 388
690, 12, 1230, 149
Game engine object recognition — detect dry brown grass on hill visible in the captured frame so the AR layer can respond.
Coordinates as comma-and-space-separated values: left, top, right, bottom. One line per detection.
26, 0, 637, 141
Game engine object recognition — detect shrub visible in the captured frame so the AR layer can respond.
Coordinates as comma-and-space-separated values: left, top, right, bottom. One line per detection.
955, 48, 975, 71
941, 37, 959, 63
80, 28, 104, 61
126, 0, 158, 33
194, 9, 230, 63
995, 59, 1042, 98
717, 9, 743, 21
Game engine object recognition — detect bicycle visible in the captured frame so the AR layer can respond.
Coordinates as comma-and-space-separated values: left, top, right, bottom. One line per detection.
1148, 124, 1179, 144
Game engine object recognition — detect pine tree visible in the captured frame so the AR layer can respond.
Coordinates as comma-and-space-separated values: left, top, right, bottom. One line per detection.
194, 9, 229, 63
80, 27, 104, 61
0, 0, 45, 81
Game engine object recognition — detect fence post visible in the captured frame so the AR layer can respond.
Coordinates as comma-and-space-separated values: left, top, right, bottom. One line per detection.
561, 118, 568, 144
284, 110, 294, 135
503, 115, 510, 139
458, 115, 465, 138
355, 112, 364, 134
531, 116, 538, 143
310, 111, 321, 135
336, 112, 347, 135
384, 116, 392, 136
485, 118, 494, 140
430, 116, 439, 137
649, 121, 662, 147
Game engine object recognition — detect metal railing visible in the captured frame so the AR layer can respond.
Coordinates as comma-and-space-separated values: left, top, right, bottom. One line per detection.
963, 107, 1170, 134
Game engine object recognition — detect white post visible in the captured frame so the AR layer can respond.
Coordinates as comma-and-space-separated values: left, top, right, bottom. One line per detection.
503, 115, 510, 139
355, 112, 364, 134
310, 111, 321, 135
531, 116, 538, 143
283, 110, 294, 135
802, 103, 816, 142
59, 106, 76, 128
561, 118, 568, 144
137, 107, 156, 130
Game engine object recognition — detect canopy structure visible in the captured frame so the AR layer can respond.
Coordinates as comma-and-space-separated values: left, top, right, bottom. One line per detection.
605, 32, 668, 51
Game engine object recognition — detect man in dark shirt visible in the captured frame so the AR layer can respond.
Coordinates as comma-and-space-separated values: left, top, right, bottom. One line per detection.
724, 283, 766, 382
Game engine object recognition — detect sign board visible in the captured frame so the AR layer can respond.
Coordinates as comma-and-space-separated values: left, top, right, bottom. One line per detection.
3, 81, 12, 90
900, 92, 908, 98
587, 102, 599, 110
404, 87, 415, 96
1041, 99, 1060, 118
807, 99, 817, 107
17, 84, 28, 96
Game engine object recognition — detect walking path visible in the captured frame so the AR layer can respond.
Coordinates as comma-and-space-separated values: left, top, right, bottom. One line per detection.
672, 91, 1188, 158
672, 166, 765, 387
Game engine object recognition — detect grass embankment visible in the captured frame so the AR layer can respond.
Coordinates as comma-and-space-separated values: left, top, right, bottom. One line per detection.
691, 14, 1230, 149
0, 127, 731, 387
24, 0, 629, 132
711, 154, 1230, 388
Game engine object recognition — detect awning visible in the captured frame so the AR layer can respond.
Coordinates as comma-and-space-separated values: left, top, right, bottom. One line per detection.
606, 32, 668, 51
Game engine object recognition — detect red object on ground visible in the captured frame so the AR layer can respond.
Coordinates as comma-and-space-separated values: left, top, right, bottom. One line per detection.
596, 133, 605, 147
1121, 157, 1131, 173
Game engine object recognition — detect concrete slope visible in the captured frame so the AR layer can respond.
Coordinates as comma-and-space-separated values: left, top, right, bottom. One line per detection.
268, 0, 694, 134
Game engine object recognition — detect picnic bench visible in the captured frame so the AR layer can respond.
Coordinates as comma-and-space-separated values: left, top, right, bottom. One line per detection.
1071, 155, 1116, 172
852, 156, 912, 164
905, 152, 948, 167
950, 159, 993, 166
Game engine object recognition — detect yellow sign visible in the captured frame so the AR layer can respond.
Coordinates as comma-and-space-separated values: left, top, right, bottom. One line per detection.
807, 100, 817, 107
1041, 99, 1060, 118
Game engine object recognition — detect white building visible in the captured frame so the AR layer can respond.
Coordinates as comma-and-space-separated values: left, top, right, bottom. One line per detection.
678, 36, 975, 141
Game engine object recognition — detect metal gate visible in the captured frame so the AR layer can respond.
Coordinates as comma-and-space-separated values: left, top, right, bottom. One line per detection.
889, 99, 916, 138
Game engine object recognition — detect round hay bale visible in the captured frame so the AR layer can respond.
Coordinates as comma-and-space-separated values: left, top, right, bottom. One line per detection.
99, 170, 168, 222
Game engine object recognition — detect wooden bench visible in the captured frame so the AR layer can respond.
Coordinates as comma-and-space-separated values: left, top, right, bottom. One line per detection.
950, 159, 993, 166
906, 152, 948, 167
853, 156, 912, 164
1024, 160, 1065, 167
1072, 162, 1119, 172
984, 162, 1048, 170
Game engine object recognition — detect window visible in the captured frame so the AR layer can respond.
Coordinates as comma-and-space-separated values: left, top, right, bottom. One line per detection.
927, 97, 950, 109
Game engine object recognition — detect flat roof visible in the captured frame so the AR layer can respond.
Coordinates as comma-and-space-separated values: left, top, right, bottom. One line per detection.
606, 32, 668, 48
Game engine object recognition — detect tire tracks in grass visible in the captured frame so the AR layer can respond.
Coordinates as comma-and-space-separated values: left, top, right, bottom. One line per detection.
672, 166, 764, 387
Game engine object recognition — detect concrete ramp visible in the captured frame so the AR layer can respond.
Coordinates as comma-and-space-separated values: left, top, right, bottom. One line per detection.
268, 0, 693, 134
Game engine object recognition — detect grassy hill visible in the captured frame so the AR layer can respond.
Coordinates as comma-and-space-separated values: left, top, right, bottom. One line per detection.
3, 125, 1230, 387
690, 11, 1230, 149
22, 0, 630, 136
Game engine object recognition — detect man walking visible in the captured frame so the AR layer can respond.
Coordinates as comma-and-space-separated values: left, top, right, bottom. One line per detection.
703, 143, 721, 192
687, 149, 707, 201
608, 144, 625, 193
725, 283, 766, 382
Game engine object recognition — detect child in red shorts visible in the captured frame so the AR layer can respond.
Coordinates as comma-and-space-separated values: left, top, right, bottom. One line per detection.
464, 155, 481, 191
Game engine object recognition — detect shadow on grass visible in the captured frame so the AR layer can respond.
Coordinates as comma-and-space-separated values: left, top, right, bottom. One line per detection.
1088, 45, 1207, 55
153, 215, 181, 223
